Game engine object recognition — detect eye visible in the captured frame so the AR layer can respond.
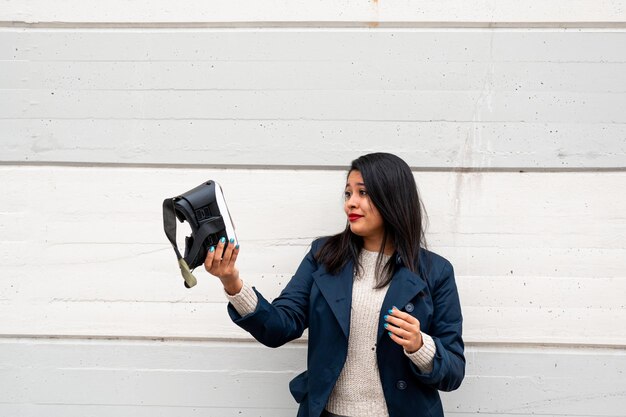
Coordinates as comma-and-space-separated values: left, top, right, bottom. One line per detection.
344, 191, 352, 200
359, 189, 368, 196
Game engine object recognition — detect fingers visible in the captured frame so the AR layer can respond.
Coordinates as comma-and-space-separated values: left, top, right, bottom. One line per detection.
384, 306, 423, 352
227, 242, 240, 267
204, 236, 240, 279
204, 238, 224, 272
204, 242, 218, 272
222, 237, 240, 268
386, 323, 414, 340
385, 307, 419, 330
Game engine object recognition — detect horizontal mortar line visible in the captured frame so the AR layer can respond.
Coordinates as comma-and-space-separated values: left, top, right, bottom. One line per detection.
1, 161, 626, 172
54, 367, 300, 374
443, 414, 620, 417
45, 300, 626, 308
0, 401, 296, 411
0, 403, 296, 411
4, 118, 626, 127
3, 21, 626, 29
5, 88, 626, 94
1, 333, 625, 350
3, 118, 626, 125
4, 60, 626, 65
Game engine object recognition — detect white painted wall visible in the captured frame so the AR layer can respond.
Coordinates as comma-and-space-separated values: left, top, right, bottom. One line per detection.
1, 2, 625, 416
2, 0, 625, 24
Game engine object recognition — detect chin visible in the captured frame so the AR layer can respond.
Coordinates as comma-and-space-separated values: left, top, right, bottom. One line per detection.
348, 226, 365, 237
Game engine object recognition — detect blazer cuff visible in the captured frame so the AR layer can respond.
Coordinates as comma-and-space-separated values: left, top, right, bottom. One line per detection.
404, 332, 436, 373
224, 281, 258, 317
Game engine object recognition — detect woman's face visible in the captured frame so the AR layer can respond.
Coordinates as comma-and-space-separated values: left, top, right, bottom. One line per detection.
344, 170, 385, 245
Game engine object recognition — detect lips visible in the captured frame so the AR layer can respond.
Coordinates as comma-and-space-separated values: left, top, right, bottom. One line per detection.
348, 214, 363, 222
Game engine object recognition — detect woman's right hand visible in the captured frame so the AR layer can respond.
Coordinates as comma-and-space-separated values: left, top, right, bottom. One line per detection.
204, 237, 242, 295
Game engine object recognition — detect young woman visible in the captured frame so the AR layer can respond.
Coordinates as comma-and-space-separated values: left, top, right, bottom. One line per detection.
205, 153, 465, 417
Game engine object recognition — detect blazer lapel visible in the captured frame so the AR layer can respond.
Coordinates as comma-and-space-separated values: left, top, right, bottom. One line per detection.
313, 262, 354, 339
377, 267, 427, 342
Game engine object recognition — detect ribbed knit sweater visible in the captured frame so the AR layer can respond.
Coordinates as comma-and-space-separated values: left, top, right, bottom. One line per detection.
226, 249, 436, 417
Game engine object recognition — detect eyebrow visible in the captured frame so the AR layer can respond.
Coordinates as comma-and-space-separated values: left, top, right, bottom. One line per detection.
345, 182, 366, 188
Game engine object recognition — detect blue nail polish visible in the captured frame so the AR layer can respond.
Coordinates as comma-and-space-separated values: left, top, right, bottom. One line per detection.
388, 332, 392, 337
209, 246, 215, 253
229, 237, 234, 243
220, 237, 226, 244
235, 244, 240, 249
384, 315, 389, 320
388, 309, 393, 314
384, 323, 389, 329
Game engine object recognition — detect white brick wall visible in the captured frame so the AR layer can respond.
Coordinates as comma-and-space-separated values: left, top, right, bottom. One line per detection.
1, 2, 625, 416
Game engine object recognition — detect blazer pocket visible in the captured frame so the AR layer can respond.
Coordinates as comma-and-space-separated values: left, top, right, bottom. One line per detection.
289, 370, 309, 403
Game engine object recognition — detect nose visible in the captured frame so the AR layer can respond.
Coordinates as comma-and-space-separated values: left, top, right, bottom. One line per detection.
346, 193, 359, 208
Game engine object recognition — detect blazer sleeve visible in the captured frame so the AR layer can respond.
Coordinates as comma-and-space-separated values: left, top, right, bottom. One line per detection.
409, 260, 465, 391
226, 241, 319, 348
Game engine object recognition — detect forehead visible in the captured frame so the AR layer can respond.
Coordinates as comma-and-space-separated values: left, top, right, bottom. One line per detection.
346, 170, 365, 186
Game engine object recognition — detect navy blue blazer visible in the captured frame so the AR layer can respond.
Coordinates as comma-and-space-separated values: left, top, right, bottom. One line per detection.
228, 238, 465, 417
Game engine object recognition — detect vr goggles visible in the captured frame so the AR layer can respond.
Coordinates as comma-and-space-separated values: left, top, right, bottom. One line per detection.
162, 180, 237, 288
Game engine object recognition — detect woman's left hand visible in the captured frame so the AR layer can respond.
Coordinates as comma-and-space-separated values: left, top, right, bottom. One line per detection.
384, 307, 423, 353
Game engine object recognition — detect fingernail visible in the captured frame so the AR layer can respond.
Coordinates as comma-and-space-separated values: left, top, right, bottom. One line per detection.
388, 309, 393, 315
229, 237, 234, 243
209, 246, 215, 253
384, 323, 389, 329
220, 237, 226, 244
235, 244, 240, 249
384, 315, 389, 320
388, 332, 392, 337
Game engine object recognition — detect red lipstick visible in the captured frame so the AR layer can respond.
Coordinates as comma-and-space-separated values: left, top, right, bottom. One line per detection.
348, 214, 363, 222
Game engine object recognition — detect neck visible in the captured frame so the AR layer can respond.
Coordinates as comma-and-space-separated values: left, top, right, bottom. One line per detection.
363, 237, 395, 256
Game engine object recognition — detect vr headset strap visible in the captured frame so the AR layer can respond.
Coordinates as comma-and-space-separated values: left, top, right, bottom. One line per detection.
162, 198, 225, 288
163, 198, 197, 288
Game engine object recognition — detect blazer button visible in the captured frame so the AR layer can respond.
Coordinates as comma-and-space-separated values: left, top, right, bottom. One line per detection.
405, 303, 414, 313
396, 380, 407, 390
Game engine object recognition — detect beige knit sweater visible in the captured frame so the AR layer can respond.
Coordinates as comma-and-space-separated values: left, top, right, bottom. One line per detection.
226, 249, 436, 417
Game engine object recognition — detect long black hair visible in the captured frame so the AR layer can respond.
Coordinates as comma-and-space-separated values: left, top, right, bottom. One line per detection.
316, 152, 427, 288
